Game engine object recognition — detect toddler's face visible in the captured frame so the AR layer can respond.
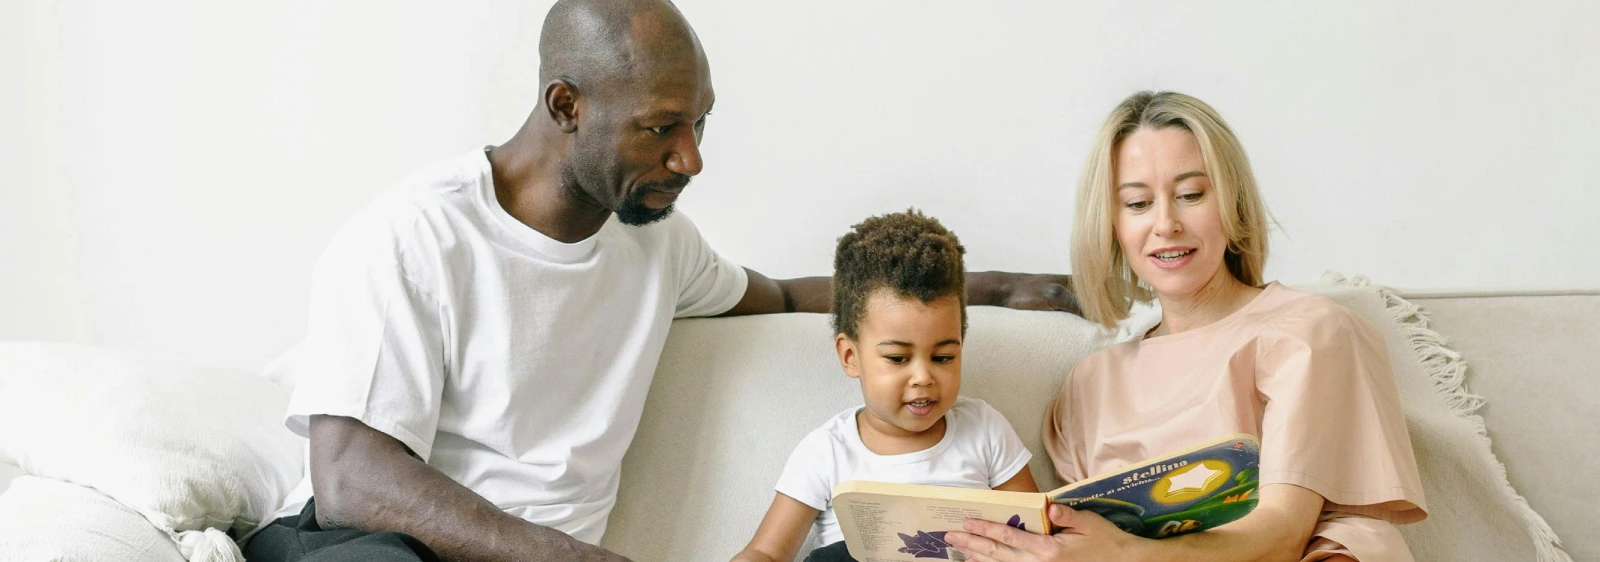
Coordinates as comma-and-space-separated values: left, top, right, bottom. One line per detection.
838, 290, 964, 442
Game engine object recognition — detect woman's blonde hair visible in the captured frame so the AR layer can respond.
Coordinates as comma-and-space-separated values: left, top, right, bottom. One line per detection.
1071, 91, 1273, 328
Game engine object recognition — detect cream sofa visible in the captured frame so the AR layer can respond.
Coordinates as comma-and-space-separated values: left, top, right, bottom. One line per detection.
1, 279, 1594, 562
602, 280, 1594, 562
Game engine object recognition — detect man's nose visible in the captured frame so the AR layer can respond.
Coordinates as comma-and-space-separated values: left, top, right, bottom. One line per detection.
666, 133, 703, 176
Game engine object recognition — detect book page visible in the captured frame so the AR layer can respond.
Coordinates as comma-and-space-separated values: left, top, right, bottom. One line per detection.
834, 492, 1047, 561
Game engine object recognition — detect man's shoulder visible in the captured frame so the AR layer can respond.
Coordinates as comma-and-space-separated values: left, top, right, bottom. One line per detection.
315, 151, 490, 280
374, 150, 489, 223
336, 153, 488, 243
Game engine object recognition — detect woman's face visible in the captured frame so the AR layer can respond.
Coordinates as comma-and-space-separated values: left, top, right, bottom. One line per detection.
1112, 126, 1232, 299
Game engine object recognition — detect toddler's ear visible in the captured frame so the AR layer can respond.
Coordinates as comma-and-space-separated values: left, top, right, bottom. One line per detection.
835, 333, 862, 379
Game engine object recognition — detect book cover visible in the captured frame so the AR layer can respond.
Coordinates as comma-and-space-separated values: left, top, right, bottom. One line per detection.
831, 434, 1260, 561
1051, 433, 1260, 539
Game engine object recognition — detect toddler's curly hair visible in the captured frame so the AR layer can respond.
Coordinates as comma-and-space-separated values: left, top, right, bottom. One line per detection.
832, 208, 966, 340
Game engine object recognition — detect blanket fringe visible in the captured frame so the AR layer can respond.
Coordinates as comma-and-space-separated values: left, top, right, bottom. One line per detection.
1322, 272, 1572, 562
163, 526, 243, 562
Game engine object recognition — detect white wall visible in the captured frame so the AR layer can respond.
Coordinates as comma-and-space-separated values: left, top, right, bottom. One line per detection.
4, 0, 1598, 371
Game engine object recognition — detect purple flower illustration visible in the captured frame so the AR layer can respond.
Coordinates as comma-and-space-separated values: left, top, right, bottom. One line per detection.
896, 530, 952, 559
894, 516, 1026, 559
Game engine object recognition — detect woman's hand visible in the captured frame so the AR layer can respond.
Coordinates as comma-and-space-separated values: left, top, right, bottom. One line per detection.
944, 504, 1150, 562
947, 484, 1327, 562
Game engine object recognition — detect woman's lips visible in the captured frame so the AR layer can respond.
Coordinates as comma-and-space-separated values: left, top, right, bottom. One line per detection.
1149, 249, 1195, 270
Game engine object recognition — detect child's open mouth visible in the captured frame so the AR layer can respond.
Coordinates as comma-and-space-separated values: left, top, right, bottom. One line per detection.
905, 398, 938, 417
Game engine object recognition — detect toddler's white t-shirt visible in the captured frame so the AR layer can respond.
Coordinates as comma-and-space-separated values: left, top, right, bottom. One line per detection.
774, 397, 1033, 547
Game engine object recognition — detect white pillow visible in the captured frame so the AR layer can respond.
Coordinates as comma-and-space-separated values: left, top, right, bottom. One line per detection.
0, 460, 22, 495
0, 342, 303, 559
0, 475, 187, 562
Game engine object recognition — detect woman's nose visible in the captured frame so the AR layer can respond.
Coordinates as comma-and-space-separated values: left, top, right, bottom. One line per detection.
1155, 201, 1184, 237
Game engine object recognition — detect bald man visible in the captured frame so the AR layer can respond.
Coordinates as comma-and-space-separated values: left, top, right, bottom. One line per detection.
244, 1, 1078, 561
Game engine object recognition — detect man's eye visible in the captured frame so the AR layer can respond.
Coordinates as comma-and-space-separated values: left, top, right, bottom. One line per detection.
649, 125, 671, 135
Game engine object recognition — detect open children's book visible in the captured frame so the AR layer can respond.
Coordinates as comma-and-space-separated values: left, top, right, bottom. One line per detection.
832, 433, 1261, 561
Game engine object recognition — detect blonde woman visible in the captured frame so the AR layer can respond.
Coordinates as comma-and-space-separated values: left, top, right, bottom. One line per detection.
945, 91, 1427, 562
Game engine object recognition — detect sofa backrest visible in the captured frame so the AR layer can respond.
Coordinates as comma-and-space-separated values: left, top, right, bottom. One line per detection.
1404, 291, 1599, 562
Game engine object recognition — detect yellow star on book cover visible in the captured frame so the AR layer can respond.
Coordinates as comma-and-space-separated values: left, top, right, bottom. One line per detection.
1151, 460, 1229, 504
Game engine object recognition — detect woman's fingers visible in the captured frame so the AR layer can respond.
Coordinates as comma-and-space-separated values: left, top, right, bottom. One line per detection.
943, 530, 1007, 562
1048, 504, 1077, 528
945, 517, 1056, 561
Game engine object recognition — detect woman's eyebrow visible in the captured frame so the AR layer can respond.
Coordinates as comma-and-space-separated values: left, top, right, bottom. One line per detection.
1119, 170, 1206, 190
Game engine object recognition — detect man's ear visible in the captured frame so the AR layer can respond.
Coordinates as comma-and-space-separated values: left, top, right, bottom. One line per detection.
836, 334, 861, 379
543, 78, 580, 133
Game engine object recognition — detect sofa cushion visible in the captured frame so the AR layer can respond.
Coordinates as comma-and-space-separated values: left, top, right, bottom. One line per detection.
0, 342, 304, 559
0, 475, 188, 562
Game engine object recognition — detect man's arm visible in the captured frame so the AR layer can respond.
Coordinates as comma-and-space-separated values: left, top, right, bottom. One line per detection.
309, 415, 630, 562
718, 269, 830, 315
719, 268, 1079, 316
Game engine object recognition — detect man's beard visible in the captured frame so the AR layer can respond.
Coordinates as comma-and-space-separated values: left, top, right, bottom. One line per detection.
560, 157, 689, 227
614, 174, 689, 226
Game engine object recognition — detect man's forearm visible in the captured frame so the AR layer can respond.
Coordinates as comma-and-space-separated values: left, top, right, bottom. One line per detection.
392, 463, 626, 562
311, 416, 630, 562
967, 271, 1079, 312
964, 271, 1006, 307
772, 272, 1078, 314
774, 276, 832, 313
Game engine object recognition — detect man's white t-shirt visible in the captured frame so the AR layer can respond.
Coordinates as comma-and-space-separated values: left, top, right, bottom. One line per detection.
774, 397, 1033, 547
277, 149, 748, 544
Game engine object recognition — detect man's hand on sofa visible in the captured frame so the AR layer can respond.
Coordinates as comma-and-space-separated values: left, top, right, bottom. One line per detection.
308, 415, 632, 562
969, 272, 1079, 314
